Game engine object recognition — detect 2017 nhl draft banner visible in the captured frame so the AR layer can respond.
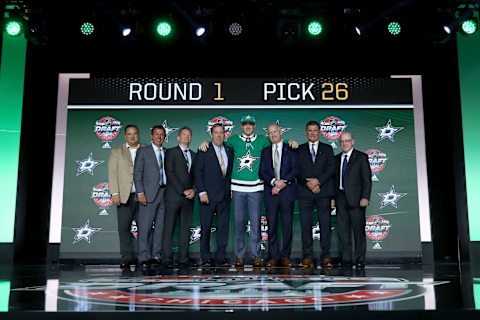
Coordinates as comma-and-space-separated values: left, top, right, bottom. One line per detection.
49, 75, 431, 260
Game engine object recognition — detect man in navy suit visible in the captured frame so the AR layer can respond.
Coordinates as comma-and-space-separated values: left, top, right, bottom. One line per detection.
195, 123, 234, 267
297, 120, 335, 269
334, 132, 372, 269
134, 125, 168, 269
259, 123, 298, 268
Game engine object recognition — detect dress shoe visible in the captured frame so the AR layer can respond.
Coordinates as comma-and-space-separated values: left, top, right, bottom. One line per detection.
356, 262, 365, 269
140, 261, 149, 269
252, 258, 262, 268
234, 258, 245, 268
280, 258, 293, 268
202, 260, 213, 268
266, 259, 277, 268
322, 258, 333, 268
179, 261, 198, 269
149, 257, 162, 267
216, 260, 231, 268
120, 259, 131, 270
299, 258, 314, 268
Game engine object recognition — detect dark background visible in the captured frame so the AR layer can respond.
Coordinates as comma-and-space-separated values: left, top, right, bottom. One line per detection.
5, 0, 465, 263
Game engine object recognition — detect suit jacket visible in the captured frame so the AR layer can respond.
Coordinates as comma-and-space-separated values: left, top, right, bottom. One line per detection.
335, 149, 372, 207
194, 142, 234, 203
297, 141, 335, 198
108, 143, 144, 204
134, 144, 168, 203
165, 146, 196, 202
259, 144, 298, 202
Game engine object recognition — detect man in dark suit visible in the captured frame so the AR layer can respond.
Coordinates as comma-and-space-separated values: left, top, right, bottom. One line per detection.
108, 124, 143, 270
134, 125, 168, 268
297, 121, 335, 269
334, 132, 372, 269
259, 123, 298, 268
162, 127, 196, 268
195, 123, 234, 267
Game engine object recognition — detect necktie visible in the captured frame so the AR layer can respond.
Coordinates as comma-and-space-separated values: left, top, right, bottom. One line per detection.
274, 145, 280, 180
217, 146, 226, 177
158, 149, 164, 185
311, 143, 316, 163
341, 154, 348, 189
184, 149, 190, 172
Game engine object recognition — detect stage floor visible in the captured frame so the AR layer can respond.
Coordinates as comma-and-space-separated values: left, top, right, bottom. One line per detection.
1, 261, 478, 315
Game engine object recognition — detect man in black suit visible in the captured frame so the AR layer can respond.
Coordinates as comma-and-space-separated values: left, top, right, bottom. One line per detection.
334, 132, 372, 269
162, 127, 196, 268
259, 123, 298, 269
195, 123, 234, 267
297, 121, 335, 269
134, 125, 168, 268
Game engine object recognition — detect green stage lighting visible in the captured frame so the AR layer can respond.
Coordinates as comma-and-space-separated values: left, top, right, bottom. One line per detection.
307, 21, 323, 36
156, 21, 172, 37
388, 21, 401, 35
4, 20, 23, 37
80, 22, 95, 35
461, 19, 477, 34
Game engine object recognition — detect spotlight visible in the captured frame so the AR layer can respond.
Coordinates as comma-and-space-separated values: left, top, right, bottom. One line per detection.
307, 21, 323, 36
196, 26, 206, 37
355, 26, 362, 35
80, 22, 95, 35
461, 18, 477, 34
228, 22, 242, 36
4, 19, 24, 37
122, 27, 132, 37
156, 21, 172, 37
387, 21, 401, 35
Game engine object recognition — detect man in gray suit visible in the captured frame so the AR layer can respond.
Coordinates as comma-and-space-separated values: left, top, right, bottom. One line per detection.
108, 124, 143, 270
162, 127, 197, 268
134, 125, 168, 269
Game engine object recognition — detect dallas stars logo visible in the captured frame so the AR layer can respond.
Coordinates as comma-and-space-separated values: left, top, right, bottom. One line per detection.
375, 119, 404, 142
72, 219, 102, 244
189, 226, 217, 244
378, 185, 407, 209
237, 150, 260, 172
162, 119, 178, 143
263, 120, 292, 136
76, 153, 104, 176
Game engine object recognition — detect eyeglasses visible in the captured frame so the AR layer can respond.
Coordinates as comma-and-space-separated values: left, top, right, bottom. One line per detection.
340, 139, 353, 143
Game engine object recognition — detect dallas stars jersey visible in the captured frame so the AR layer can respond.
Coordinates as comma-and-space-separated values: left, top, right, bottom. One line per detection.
226, 134, 270, 192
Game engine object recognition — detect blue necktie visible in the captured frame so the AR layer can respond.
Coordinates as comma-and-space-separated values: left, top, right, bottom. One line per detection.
311, 143, 316, 163
158, 149, 164, 185
341, 154, 348, 188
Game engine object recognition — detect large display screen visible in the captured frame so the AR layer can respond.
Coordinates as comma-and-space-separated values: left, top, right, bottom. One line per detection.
50, 75, 431, 260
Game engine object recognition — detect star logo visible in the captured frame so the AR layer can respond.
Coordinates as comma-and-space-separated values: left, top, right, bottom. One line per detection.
312, 222, 320, 241
75, 153, 104, 176
189, 226, 216, 244
72, 220, 102, 244
162, 119, 178, 143
378, 185, 407, 209
237, 150, 260, 172
375, 119, 404, 142
263, 120, 292, 136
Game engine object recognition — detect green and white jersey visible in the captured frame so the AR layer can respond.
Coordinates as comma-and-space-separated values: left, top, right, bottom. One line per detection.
226, 134, 270, 192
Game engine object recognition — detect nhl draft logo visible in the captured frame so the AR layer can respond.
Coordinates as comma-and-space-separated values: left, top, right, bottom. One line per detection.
366, 149, 388, 181
130, 220, 138, 239
189, 226, 217, 244
206, 116, 234, 139
93, 116, 122, 148
91, 182, 112, 215
312, 222, 321, 241
320, 116, 347, 140
365, 215, 392, 244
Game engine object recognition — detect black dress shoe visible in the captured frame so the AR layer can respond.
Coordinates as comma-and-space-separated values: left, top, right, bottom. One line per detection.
140, 261, 149, 269
202, 260, 213, 267
356, 262, 365, 269
149, 258, 162, 267
216, 261, 231, 268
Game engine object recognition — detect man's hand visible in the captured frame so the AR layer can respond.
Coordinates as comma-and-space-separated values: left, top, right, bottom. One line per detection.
272, 186, 281, 195
137, 193, 147, 206
360, 198, 369, 207
275, 179, 287, 190
183, 189, 196, 199
288, 139, 299, 149
111, 194, 121, 206
200, 193, 209, 204
199, 140, 209, 152
306, 178, 320, 190
311, 185, 321, 194
331, 199, 336, 208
